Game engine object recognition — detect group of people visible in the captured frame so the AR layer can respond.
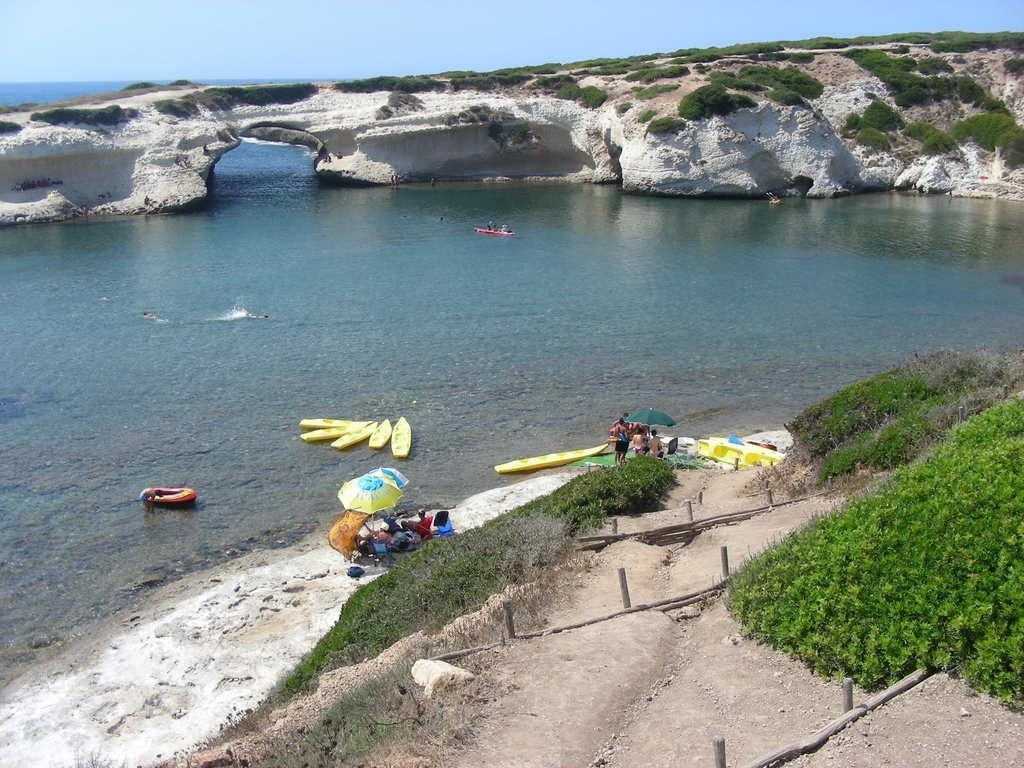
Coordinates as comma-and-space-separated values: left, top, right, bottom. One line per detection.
486, 220, 511, 232
609, 414, 666, 465
353, 508, 455, 562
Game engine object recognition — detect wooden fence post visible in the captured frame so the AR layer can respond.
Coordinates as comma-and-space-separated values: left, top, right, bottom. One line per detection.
734, 458, 740, 471
842, 678, 854, 712
698, 489, 704, 505
610, 518, 618, 535
766, 488, 774, 506
685, 499, 693, 521
617, 567, 631, 609
713, 735, 727, 768
958, 405, 965, 423
501, 599, 516, 640
720, 546, 730, 579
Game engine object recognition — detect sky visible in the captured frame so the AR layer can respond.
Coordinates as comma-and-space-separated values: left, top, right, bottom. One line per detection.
1, 0, 1022, 82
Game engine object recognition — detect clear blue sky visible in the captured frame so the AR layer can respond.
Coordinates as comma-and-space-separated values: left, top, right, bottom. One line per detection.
2, 0, 1022, 82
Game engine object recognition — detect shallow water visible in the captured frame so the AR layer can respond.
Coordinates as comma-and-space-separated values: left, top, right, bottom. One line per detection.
1, 140, 1023, 681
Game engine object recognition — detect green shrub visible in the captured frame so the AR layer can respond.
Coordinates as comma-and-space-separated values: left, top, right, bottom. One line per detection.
335, 76, 444, 93
617, 102, 632, 114
168, 79, 194, 86
0, 120, 21, 134
579, 85, 608, 108
915, 57, 953, 75
450, 74, 531, 90
844, 49, 955, 107
30, 105, 138, 126
928, 31, 1024, 53
632, 83, 679, 100
153, 99, 198, 118
1006, 58, 1024, 74
862, 99, 903, 131
903, 121, 957, 154
786, 52, 815, 64
638, 109, 656, 123
709, 72, 765, 92
282, 458, 673, 694
768, 89, 805, 106
855, 126, 890, 150
625, 65, 689, 82
204, 83, 317, 105
554, 83, 607, 108
646, 116, 685, 134
678, 84, 755, 120
736, 65, 824, 99
954, 76, 1005, 111
843, 113, 861, 135
730, 399, 1024, 705
534, 75, 576, 91
121, 81, 158, 90
953, 113, 1024, 165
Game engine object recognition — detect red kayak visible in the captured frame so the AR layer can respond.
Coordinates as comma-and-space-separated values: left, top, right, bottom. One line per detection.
474, 227, 517, 237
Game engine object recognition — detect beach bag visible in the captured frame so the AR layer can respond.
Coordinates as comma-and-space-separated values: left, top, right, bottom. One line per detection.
346, 565, 365, 578
328, 510, 371, 558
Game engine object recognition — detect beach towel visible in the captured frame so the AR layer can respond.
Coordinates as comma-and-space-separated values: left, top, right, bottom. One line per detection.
328, 510, 370, 558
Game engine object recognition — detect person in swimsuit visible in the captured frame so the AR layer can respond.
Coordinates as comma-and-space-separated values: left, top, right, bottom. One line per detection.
611, 417, 630, 465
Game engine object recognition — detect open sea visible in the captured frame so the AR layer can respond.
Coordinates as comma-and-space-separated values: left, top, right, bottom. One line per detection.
2, 102, 1024, 683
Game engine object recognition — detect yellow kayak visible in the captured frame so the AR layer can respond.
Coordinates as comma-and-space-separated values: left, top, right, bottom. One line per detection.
300, 422, 371, 443
697, 437, 784, 468
368, 419, 393, 450
300, 418, 366, 431
495, 443, 609, 474
331, 422, 378, 450
391, 417, 411, 459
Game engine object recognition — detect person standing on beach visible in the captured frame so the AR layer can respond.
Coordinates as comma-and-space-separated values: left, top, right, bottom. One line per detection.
611, 417, 630, 465
648, 429, 663, 459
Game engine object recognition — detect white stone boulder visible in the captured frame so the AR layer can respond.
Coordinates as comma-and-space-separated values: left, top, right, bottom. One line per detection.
411, 658, 475, 698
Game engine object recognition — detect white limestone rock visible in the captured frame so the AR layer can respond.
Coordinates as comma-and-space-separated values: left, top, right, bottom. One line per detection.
411, 658, 475, 698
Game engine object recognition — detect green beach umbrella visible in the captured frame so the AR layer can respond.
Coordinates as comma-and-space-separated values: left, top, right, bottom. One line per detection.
626, 408, 676, 427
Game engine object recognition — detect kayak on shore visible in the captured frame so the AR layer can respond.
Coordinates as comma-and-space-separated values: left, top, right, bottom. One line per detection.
494, 443, 608, 474
474, 226, 517, 237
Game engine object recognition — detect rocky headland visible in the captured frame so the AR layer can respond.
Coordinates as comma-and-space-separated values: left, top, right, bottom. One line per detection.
1, 38, 1023, 226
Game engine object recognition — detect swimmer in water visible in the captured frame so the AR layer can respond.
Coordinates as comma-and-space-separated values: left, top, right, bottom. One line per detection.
246, 312, 269, 319
142, 312, 157, 320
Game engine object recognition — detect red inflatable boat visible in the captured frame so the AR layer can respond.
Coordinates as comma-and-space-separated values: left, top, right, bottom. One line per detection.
139, 487, 197, 505
474, 227, 517, 237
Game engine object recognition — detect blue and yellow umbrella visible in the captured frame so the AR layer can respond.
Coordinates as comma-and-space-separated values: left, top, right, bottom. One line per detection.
338, 472, 404, 514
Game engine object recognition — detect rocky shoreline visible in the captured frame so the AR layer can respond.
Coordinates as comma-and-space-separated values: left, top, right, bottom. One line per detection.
2, 44, 1023, 227
0, 473, 575, 768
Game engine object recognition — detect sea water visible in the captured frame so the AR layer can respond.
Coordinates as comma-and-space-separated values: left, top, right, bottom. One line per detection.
2, 139, 1024, 683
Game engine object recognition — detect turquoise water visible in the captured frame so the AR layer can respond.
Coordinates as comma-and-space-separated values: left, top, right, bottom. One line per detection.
2, 140, 1024, 679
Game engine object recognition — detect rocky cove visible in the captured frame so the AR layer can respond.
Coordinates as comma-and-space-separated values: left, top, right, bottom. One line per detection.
2, 42, 1023, 227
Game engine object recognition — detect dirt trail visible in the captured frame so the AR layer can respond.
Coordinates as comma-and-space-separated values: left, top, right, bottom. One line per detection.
435, 468, 1024, 768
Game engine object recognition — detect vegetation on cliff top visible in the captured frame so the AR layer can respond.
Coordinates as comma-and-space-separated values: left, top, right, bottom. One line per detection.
731, 396, 1024, 705
678, 83, 755, 120
953, 113, 1024, 168
30, 105, 139, 127
788, 350, 1023, 483
153, 83, 318, 117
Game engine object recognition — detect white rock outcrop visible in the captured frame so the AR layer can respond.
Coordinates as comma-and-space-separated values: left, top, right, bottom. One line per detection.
411, 658, 476, 698
2, 60, 1022, 227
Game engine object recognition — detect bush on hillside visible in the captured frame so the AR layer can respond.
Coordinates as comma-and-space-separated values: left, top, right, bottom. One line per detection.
281, 458, 673, 694
844, 49, 954, 107
955, 76, 1007, 111
736, 65, 824, 99
678, 84, 755, 120
450, 74, 531, 91
915, 57, 953, 75
30, 105, 138, 126
554, 83, 607, 108
855, 126, 890, 150
788, 350, 1023, 481
1006, 58, 1024, 74
616, 102, 632, 114
768, 89, 806, 106
953, 113, 1024, 167
903, 121, 957, 155
632, 83, 679, 100
121, 81, 158, 91
730, 399, 1024, 705
709, 72, 765, 92
861, 99, 903, 132
625, 65, 690, 83
646, 116, 684, 133
335, 76, 444, 93
0, 120, 21, 134
203, 83, 317, 106
638, 109, 656, 123
168, 79, 194, 86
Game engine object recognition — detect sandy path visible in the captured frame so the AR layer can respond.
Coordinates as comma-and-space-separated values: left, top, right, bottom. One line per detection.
433, 467, 1024, 768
